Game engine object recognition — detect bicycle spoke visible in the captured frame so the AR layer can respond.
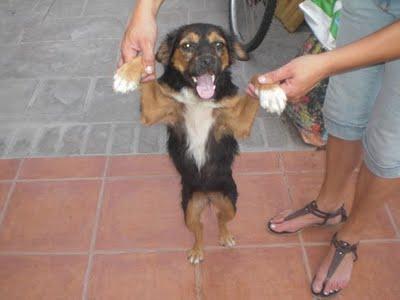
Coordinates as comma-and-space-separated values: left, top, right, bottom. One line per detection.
230, 0, 276, 51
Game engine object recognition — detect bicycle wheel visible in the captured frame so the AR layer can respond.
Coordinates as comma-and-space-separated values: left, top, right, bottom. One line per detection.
229, 0, 277, 52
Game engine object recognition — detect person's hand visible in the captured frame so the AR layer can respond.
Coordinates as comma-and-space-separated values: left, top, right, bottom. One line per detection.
118, 5, 157, 82
247, 54, 330, 102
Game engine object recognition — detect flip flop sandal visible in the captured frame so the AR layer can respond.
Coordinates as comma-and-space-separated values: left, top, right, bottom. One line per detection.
267, 200, 347, 235
311, 233, 359, 298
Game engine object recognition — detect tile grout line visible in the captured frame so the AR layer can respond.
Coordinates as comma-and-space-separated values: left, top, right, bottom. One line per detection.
40, 0, 57, 23
4, 128, 18, 155
0, 243, 304, 258
0, 251, 88, 256
82, 78, 97, 116
1, 120, 140, 128
80, 125, 92, 155
26, 79, 44, 110
54, 125, 67, 154
299, 233, 313, 283
0, 159, 25, 230
5, 170, 293, 184
35, 14, 131, 21
279, 152, 293, 207
195, 264, 203, 300
1, 75, 112, 81
277, 152, 285, 173
359, 238, 400, 244
0, 132, 14, 159
0, 238, 398, 257
0, 149, 319, 160
29, 126, 45, 156
279, 152, 313, 282
81, 156, 110, 300
82, 78, 97, 121
132, 124, 141, 154
105, 123, 115, 155
158, 127, 167, 154
259, 116, 270, 148
384, 203, 400, 239
19, 38, 120, 45
80, 0, 90, 17
32, 0, 44, 11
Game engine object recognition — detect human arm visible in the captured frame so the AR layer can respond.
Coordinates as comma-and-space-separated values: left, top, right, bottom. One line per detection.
119, 0, 165, 82
249, 20, 400, 101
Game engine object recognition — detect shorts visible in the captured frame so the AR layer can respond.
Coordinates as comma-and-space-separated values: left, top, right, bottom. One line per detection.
323, 0, 400, 178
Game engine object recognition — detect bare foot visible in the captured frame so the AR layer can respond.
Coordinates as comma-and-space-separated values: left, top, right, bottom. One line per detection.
311, 243, 355, 296
268, 203, 344, 234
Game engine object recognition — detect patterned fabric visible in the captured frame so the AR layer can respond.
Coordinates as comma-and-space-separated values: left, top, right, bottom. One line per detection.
285, 35, 328, 147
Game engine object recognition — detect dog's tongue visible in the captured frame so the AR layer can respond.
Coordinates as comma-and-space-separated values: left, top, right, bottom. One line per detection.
195, 74, 215, 99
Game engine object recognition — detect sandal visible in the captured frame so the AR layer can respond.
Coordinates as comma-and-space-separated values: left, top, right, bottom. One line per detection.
267, 200, 347, 235
311, 233, 359, 297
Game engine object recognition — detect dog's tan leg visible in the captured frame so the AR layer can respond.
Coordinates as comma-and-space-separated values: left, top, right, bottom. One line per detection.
185, 192, 208, 264
113, 57, 180, 126
218, 93, 260, 139
113, 56, 144, 94
209, 192, 236, 247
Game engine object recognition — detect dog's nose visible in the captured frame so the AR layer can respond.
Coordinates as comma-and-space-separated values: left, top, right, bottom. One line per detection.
198, 55, 215, 68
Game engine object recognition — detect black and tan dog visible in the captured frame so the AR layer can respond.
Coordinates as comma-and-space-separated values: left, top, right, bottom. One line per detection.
114, 23, 287, 264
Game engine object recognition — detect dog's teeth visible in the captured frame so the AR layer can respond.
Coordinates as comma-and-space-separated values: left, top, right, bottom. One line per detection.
192, 77, 197, 83
211, 75, 215, 82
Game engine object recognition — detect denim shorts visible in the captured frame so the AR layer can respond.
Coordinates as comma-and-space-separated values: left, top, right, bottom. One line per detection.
323, 0, 400, 178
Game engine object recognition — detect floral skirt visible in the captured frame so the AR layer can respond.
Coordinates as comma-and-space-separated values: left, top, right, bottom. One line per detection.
285, 35, 328, 147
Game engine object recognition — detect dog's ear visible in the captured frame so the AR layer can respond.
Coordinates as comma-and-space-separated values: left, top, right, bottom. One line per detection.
156, 29, 179, 65
232, 41, 249, 61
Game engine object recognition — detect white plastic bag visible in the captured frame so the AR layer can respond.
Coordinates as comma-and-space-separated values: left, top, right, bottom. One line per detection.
299, 0, 342, 50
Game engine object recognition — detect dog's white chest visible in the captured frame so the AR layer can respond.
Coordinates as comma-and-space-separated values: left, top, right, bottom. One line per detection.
184, 103, 215, 170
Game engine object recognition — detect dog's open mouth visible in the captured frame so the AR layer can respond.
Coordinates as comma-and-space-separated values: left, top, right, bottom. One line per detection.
193, 74, 215, 100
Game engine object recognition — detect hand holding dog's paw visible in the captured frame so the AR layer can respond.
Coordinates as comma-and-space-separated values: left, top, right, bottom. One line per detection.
256, 85, 287, 115
113, 57, 143, 94
250, 75, 288, 115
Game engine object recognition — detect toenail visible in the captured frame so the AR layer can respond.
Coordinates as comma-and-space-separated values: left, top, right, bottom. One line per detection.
145, 65, 153, 74
258, 76, 267, 84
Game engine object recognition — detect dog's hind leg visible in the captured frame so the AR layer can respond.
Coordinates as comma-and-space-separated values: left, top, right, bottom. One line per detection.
209, 192, 236, 247
184, 191, 208, 264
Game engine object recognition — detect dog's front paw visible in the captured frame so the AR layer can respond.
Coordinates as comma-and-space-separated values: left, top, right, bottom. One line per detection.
113, 57, 143, 94
187, 247, 204, 264
113, 72, 139, 94
256, 84, 287, 115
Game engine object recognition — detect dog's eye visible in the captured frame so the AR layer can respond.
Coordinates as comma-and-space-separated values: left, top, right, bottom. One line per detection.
214, 42, 225, 50
181, 43, 194, 51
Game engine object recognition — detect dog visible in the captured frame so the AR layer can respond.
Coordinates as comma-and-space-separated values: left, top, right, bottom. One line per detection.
113, 23, 287, 264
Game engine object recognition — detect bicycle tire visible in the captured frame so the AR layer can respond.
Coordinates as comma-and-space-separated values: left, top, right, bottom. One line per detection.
229, 0, 277, 52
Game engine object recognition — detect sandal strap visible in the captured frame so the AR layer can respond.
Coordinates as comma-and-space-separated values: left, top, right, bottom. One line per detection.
284, 200, 347, 225
326, 233, 359, 280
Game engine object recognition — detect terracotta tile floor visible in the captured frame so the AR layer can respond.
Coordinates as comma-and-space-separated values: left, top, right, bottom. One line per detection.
0, 151, 399, 300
